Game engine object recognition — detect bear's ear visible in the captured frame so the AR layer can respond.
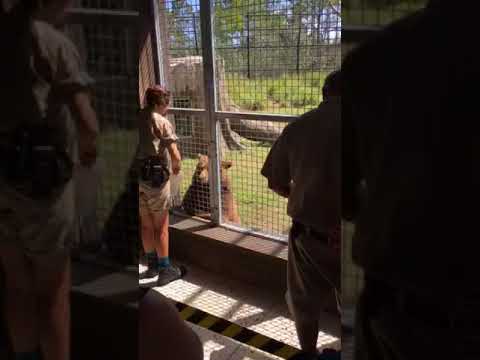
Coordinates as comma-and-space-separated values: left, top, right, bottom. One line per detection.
197, 154, 209, 168
221, 160, 233, 169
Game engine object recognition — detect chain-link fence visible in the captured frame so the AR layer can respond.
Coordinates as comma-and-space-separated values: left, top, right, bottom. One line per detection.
158, 0, 341, 240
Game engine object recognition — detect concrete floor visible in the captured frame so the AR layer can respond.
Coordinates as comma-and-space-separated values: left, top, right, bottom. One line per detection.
141, 262, 341, 360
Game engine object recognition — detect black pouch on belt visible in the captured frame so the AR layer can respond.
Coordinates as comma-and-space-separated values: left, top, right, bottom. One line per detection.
2, 125, 73, 198
141, 157, 170, 188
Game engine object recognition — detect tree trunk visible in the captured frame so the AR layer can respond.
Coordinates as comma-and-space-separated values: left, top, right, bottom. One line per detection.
229, 118, 286, 143
220, 118, 246, 151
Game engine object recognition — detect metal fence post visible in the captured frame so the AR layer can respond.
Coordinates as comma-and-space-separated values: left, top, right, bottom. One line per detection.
246, 13, 250, 78
200, 0, 222, 225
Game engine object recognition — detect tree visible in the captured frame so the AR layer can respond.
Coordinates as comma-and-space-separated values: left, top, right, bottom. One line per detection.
167, 0, 197, 56
213, 0, 341, 76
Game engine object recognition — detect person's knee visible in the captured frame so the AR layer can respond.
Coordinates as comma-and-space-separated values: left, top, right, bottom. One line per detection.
36, 290, 69, 326
32, 255, 70, 308
141, 215, 155, 233
41, 283, 69, 314
152, 211, 168, 232
4, 285, 35, 308
142, 222, 154, 233
2, 267, 30, 292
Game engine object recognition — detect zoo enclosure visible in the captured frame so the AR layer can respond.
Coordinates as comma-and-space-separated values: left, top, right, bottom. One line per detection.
151, 0, 341, 241
65, 1, 142, 262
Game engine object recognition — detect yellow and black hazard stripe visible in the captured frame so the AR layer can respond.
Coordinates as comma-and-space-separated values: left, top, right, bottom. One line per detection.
174, 301, 302, 359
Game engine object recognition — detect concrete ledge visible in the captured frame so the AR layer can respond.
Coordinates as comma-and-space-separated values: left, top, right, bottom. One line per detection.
169, 215, 289, 295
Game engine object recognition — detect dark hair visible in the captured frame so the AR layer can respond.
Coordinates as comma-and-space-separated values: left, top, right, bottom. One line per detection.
322, 70, 341, 99
145, 86, 171, 108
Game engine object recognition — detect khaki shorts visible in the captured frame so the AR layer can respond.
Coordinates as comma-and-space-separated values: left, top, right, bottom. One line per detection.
286, 226, 340, 321
0, 179, 76, 255
139, 180, 171, 213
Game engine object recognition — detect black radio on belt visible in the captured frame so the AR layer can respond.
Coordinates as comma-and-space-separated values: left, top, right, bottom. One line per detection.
141, 157, 170, 188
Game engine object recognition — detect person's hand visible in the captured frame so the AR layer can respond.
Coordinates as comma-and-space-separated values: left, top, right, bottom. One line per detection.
71, 92, 99, 168
172, 160, 181, 175
78, 135, 97, 167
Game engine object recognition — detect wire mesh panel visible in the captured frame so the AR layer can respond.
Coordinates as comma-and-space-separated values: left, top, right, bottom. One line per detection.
214, 0, 341, 239
341, 222, 364, 305
341, 36, 364, 306
139, 29, 158, 107
218, 118, 291, 236
215, 0, 341, 116
65, 11, 139, 262
343, 0, 426, 26
158, 1, 215, 219
156, 1, 341, 240
341, 0, 428, 304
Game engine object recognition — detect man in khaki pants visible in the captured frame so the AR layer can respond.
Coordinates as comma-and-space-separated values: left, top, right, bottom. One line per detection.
262, 71, 341, 358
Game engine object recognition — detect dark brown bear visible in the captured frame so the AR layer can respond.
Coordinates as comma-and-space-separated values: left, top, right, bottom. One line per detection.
182, 154, 240, 224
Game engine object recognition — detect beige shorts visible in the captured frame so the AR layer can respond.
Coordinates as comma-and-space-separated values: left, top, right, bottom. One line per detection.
286, 227, 340, 321
0, 179, 76, 255
139, 180, 171, 213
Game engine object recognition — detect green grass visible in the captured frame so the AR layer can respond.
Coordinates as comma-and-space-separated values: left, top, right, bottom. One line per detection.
97, 129, 290, 237
179, 137, 290, 236
99, 68, 319, 237
97, 129, 138, 227
224, 71, 325, 116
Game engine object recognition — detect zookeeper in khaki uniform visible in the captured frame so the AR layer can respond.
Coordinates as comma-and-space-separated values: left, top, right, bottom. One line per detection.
261, 70, 341, 357
136, 86, 184, 287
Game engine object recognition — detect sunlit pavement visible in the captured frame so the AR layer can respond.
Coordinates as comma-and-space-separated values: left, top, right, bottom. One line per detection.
140, 263, 341, 360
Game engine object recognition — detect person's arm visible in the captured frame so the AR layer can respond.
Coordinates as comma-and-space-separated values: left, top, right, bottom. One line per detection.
56, 38, 99, 167
261, 127, 291, 198
153, 117, 181, 175
167, 142, 181, 175
70, 91, 99, 167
